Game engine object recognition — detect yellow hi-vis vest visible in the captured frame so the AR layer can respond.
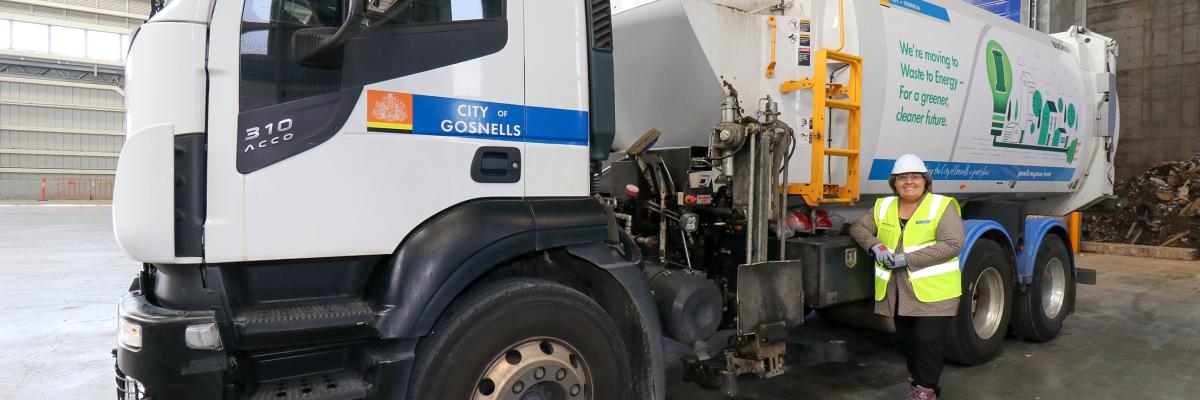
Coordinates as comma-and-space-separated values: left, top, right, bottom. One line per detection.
872, 193, 962, 303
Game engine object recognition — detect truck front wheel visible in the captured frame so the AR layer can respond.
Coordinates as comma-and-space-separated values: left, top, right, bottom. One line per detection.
946, 239, 1014, 365
409, 278, 631, 400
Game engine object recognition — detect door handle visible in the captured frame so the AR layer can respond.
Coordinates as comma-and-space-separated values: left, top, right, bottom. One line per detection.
471, 146, 521, 183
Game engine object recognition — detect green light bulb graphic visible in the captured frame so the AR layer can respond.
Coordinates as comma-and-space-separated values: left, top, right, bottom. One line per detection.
985, 41, 1013, 137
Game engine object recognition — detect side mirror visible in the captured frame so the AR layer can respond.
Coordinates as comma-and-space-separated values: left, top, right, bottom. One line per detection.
292, 0, 365, 69
292, 27, 343, 68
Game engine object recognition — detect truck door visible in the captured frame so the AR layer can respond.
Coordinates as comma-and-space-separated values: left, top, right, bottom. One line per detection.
522, 0, 591, 197
205, 0, 525, 262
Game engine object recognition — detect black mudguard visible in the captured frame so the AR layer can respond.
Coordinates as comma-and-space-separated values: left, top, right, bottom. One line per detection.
370, 197, 614, 338
369, 197, 664, 399
567, 241, 666, 400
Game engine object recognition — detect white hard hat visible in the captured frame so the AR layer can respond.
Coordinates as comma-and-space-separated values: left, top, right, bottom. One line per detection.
892, 154, 928, 175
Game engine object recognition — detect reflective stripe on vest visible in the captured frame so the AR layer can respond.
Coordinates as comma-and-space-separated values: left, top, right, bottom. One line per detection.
872, 194, 962, 303
877, 196, 895, 221
910, 258, 960, 279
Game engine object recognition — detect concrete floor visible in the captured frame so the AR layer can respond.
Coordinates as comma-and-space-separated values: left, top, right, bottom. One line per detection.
665, 252, 1200, 399
0, 204, 134, 399
2, 205, 1199, 399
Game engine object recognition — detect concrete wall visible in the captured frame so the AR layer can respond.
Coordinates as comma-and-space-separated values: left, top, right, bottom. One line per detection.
1034, 0, 1087, 33
1088, 0, 1200, 181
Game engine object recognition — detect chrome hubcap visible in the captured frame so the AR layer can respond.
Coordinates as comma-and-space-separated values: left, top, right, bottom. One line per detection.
473, 338, 591, 400
971, 267, 1005, 340
1042, 258, 1067, 320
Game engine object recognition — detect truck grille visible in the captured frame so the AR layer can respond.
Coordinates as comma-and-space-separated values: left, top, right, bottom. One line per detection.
115, 350, 147, 400
592, 0, 613, 51
116, 372, 146, 400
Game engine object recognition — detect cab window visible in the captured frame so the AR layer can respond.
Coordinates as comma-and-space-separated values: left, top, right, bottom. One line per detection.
239, 0, 505, 112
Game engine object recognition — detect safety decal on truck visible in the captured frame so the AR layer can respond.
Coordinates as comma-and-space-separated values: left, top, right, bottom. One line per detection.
365, 90, 588, 146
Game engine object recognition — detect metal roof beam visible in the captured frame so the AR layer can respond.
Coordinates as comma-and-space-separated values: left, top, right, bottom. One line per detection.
0, 10, 138, 34
0, 99, 124, 112
0, 167, 115, 175
0, 148, 120, 157
0, 124, 125, 136
0, 75, 125, 95
0, 48, 124, 69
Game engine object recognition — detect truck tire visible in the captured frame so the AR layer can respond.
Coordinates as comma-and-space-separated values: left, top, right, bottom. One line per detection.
408, 278, 631, 400
1011, 235, 1074, 342
946, 239, 1013, 365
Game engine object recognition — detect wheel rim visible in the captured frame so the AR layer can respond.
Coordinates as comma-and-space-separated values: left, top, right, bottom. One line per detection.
1041, 258, 1067, 320
970, 267, 1005, 340
473, 338, 592, 400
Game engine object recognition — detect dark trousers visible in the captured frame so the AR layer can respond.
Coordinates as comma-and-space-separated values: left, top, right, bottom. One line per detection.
894, 315, 953, 393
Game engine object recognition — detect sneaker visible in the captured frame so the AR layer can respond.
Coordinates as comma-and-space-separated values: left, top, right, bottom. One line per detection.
904, 385, 937, 400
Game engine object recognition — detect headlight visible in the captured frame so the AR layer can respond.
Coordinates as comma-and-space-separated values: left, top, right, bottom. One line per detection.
184, 323, 223, 350
119, 319, 143, 349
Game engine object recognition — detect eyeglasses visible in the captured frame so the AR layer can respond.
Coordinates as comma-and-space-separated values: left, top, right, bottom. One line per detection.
894, 173, 925, 181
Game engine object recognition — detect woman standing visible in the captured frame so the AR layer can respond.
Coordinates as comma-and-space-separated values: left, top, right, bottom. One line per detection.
849, 154, 965, 400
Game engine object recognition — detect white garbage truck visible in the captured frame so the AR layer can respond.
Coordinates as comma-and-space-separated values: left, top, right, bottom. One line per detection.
112, 0, 1117, 398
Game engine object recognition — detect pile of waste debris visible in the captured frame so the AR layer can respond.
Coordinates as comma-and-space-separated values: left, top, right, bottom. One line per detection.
1084, 155, 1200, 248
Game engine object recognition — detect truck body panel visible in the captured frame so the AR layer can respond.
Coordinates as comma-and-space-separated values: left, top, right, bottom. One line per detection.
113, 21, 208, 264
613, 0, 1117, 207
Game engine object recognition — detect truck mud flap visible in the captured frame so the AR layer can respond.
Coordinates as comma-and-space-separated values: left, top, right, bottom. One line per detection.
735, 261, 805, 335
1075, 267, 1097, 285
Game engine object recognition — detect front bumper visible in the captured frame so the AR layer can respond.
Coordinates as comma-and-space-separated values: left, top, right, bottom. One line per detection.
115, 293, 226, 399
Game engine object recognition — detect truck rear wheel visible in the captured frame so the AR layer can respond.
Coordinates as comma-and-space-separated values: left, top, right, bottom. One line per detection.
946, 239, 1013, 365
409, 278, 631, 400
1011, 235, 1074, 342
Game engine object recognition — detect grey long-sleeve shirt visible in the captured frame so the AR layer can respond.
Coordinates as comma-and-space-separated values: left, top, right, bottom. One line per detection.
849, 195, 965, 317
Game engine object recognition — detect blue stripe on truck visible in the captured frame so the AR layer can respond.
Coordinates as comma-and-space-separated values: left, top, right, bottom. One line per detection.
384, 93, 589, 146
889, 0, 951, 22
410, 95, 526, 143
526, 105, 589, 146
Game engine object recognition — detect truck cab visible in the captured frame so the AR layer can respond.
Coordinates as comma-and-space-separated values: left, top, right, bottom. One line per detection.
114, 1, 663, 399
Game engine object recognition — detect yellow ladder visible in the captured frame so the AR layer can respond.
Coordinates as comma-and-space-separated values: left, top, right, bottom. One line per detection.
780, 48, 863, 206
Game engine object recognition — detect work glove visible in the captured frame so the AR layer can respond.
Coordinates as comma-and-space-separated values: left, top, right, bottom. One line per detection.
887, 252, 909, 269
870, 243, 895, 266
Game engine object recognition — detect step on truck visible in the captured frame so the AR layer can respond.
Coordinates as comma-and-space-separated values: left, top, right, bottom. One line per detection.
112, 0, 1117, 398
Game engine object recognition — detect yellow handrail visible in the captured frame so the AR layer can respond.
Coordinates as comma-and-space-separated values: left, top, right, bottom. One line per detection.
778, 1, 861, 206
766, 16, 777, 78
785, 47, 863, 206
835, 0, 845, 52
